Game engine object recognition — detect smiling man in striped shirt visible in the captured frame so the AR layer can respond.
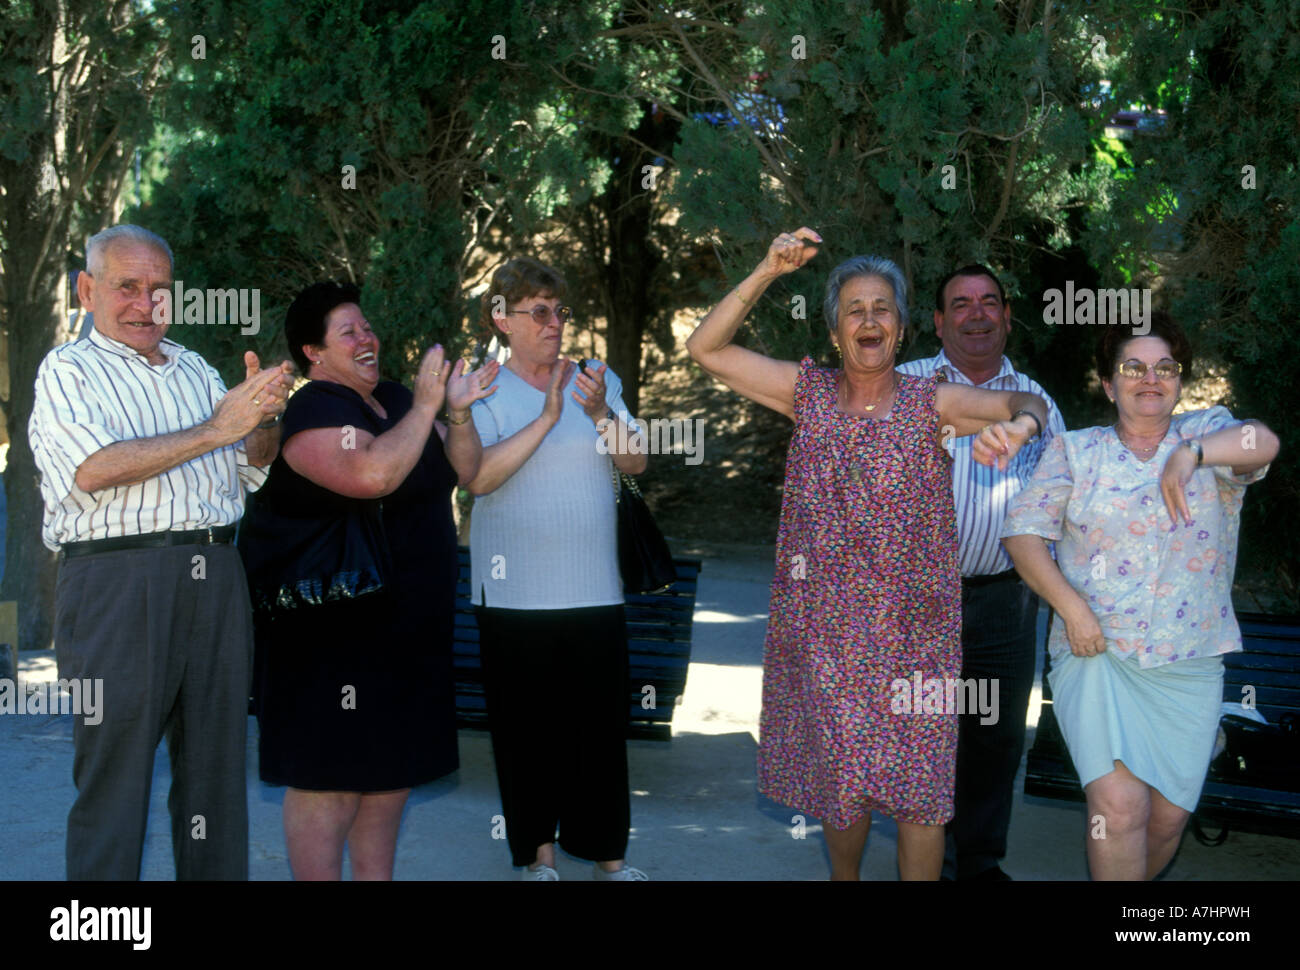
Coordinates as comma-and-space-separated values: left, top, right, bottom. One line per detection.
28, 224, 293, 880
896, 265, 1065, 881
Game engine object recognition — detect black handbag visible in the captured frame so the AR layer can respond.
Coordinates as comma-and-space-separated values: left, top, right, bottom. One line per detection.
1209, 713, 1300, 792
239, 496, 394, 617
613, 468, 678, 595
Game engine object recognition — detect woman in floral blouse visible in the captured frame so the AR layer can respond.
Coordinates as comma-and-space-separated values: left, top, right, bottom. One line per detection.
1002, 312, 1278, 880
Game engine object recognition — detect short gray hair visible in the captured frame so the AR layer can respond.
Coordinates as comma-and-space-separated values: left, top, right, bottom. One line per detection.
822, 255, 909, 336
86, 225, 173, 278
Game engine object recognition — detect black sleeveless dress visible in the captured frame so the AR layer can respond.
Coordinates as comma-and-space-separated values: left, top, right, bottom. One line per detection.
240, 380, 459, 790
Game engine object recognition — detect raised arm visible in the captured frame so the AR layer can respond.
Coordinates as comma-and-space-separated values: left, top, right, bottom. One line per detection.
685, 228, 823, 420
1211, 419, 1279, 475
433, 358, 500, 485
574, 361, 647, 476
239, 352, 295, 468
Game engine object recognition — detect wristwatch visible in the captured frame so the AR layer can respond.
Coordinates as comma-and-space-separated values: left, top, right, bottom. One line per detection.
1184, 438, 1204, 465
1011, 409, 1042, 439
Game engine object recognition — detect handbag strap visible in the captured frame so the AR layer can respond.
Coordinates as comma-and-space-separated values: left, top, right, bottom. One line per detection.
609, 461, 645, 503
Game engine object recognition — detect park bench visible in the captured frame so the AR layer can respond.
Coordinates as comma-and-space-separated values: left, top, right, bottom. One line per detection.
1024, 611, 1300, 844
452, 547, 702, 741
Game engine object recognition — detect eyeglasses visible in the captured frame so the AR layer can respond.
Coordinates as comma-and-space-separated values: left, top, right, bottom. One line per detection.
1118, 358, 1181, 380
506, 304, 572, 325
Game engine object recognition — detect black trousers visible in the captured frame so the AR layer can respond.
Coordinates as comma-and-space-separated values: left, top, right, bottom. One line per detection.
476, 605, 631, 867
944, 574, 1039, 879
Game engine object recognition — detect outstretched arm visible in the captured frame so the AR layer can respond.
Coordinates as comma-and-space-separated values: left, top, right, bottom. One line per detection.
1159, 418, 1279, 526
935, 382, 1049, 471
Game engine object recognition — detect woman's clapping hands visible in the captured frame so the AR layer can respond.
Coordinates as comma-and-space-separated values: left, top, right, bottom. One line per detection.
446, 358, 500, 415
542, 359, 576, 426
414, 346, 500, 418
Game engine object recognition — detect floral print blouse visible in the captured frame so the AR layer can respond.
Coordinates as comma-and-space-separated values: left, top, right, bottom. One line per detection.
1001, 406, 1268, 669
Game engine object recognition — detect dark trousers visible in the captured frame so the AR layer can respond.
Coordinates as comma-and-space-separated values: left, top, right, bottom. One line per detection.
944, 574, 1038, 879
54, 544, 252, 880
476, 605, 631, 868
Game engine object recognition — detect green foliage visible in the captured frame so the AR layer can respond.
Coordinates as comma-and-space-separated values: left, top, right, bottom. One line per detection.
654, 0, 1298, 602
137, 0, 576, 382
665, 0, 1112, 380
1082, 0, 1300, 606
113, 0, 1300, 604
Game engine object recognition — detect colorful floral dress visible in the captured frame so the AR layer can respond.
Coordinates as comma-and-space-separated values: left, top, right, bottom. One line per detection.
757, 359, 961, 828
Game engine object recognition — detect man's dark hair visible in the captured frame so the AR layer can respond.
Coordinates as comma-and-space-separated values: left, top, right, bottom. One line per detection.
934, 264, 1006, 311
285, 281, 362, 374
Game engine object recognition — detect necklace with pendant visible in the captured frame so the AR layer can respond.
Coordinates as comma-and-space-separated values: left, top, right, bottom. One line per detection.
842, 376, 893, 413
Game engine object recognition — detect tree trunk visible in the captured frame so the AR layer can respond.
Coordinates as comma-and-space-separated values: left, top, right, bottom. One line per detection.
0, 214, 65, 654
598, 104, 679, 416
0, 0, 69, 651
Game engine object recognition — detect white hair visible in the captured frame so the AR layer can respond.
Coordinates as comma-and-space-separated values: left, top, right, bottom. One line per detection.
823, 254, 909, 336
86, 225, 173, 277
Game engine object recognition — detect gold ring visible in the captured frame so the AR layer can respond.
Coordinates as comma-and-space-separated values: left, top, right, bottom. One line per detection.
432, 370, 441, 377
253, 398, 261, 405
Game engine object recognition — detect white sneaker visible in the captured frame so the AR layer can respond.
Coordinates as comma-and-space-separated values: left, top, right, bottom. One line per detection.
593, 863, 648, 881
522, 863, 559, 881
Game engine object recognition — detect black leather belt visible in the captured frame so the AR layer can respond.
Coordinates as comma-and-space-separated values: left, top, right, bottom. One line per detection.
61, 525, 237, 560
961, 568, 1020, 589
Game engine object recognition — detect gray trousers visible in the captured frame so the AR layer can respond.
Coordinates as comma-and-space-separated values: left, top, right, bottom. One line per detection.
54, 542, 252, 880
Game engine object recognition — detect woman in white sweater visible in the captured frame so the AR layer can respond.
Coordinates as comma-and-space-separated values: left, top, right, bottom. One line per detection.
467, 256, 649, 881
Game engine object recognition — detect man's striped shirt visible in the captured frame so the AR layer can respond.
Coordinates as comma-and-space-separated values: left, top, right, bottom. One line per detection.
28, 328, 265, 551
896, 350, 1065, 576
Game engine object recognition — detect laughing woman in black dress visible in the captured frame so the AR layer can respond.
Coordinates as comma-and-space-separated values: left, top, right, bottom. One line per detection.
239, 282, 498, 879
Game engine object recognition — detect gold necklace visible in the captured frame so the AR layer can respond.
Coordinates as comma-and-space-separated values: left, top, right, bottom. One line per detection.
841, 376, 894, 413
1116, 425, 1162, 458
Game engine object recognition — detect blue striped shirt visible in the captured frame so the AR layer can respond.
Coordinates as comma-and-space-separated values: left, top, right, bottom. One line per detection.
28, 328, 265, 550
895, 350, 1065, 576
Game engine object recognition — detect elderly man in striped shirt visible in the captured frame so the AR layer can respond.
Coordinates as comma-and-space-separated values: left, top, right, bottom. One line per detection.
28, 224, 293, 880
896, 265, 1065, 881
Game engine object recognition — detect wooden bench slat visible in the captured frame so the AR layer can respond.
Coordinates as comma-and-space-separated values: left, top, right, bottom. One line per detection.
1237, 642, 1300, 658
1224, 657, 1300, 679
